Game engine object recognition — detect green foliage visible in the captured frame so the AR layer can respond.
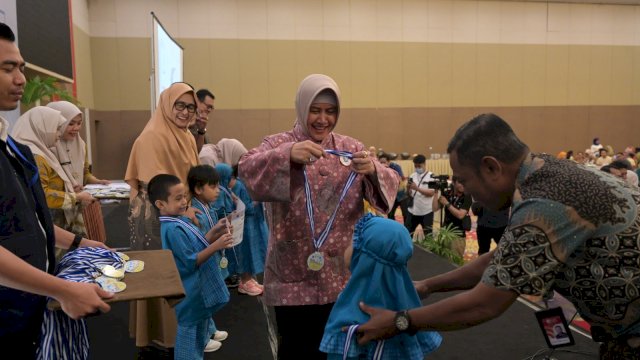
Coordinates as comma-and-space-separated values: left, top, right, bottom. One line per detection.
417, 223, 464, 265
21, 76, 76, 108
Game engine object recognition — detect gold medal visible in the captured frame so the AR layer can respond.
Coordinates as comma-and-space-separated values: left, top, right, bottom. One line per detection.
340, 156, 352, 166
307, 251, 325, 271
116, 252, 130, 261
96, 276, 127, 293
101, 265, 125, 280
124, 260, 145, 273
95, 276, 126, 293
219, 256, 229, 269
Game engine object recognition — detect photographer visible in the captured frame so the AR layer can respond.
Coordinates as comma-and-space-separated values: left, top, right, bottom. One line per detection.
432, 176, 472, 234
406, 154, 435, 235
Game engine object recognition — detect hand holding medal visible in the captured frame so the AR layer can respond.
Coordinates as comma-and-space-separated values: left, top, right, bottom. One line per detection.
291, 140, 326, 165
350, 150, 375, 175
208, 217, 231, 243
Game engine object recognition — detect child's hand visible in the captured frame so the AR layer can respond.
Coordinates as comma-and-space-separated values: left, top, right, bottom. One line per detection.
210, 218, 232, 240
184, 207, 202, 227
212, 233, 234, 250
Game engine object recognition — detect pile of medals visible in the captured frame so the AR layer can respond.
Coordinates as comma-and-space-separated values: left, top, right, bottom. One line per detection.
93, 252, 145, 293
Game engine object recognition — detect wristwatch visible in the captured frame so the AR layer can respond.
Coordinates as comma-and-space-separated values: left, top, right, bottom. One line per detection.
394, 310, 416, 335
197, 128, 207, 135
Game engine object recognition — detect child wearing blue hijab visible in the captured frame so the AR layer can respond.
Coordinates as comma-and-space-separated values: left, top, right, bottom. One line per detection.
230, 165, 268, 296
213, 163, 236, 220
213, 163, 241, 287
320, 214, 442, 359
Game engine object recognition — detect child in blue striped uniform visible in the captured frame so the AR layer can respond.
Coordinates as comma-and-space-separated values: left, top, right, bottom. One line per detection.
148, 174, 234, 360
187, 165, 233, 347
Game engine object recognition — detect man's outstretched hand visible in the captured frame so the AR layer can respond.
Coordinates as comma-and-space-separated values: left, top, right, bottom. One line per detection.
352, 302, 398, 345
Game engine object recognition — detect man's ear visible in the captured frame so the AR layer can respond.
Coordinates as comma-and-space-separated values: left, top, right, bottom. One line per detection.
479, 156, 503, 180
194, 185, 204, 196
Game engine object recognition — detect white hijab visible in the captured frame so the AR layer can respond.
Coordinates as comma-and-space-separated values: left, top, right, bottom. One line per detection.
199, 138, 248, 167
11, 106, 71, 191
47, 101, 85, 187
292, 74, 341, 146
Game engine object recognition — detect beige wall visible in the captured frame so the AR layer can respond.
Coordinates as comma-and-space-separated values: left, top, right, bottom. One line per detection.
77, 0, 640, 178
73, 26, 95, 109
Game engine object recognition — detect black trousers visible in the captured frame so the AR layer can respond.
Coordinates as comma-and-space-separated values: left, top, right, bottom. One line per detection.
0, 328, 40, 360
387, 198, 409, 226
407, 212, 434, 235
274, 303, 334, 360
476, 225, 506, 255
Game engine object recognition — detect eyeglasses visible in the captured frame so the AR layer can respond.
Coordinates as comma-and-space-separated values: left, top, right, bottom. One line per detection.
174, 101, 197, 113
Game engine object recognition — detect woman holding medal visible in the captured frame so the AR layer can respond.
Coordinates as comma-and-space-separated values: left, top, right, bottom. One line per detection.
239, 74, 399, 359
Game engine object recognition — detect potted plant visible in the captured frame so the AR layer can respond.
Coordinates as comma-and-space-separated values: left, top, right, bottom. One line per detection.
21, 75, 76, 108
417, 223, 465, 265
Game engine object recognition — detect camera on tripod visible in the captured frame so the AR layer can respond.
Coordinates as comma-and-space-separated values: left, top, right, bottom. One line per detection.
427, 175, 452, 195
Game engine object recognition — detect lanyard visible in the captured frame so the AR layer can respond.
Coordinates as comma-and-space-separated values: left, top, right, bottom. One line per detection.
303, 168, 357, 251
6, 136, 40, 187
343, 325, 385, 360
159, 216, 209, 248
191, 197, 215, 229
324, 149, 353, 159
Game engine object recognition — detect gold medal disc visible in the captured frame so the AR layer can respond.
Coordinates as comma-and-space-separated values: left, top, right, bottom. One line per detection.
307, 251, 325, 271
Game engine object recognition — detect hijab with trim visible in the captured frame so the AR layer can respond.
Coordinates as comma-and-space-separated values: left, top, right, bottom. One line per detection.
125, 82, 199, 187
11, 106, 70, 191
47, 101, 85, 187
320, 214, 442, 359
292, 74, 341, 146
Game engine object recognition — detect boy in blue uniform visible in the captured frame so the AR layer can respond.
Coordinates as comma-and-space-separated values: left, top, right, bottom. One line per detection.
187, 165, 232, 346
148, 174, 233, 360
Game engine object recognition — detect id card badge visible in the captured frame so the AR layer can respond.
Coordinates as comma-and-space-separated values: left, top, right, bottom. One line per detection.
534, 307, 575, 348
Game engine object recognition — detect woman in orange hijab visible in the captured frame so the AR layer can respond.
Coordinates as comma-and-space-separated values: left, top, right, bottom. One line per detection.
124, 82, 199, 350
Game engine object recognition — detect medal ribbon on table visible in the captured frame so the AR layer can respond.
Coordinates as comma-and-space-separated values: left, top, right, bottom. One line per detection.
303, 165, 357, 271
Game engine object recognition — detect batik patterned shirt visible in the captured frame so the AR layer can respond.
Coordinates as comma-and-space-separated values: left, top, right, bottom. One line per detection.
482, 153, 640, 336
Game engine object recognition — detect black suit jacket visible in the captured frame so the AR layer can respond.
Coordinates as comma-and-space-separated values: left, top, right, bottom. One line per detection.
0, 135, 56, 338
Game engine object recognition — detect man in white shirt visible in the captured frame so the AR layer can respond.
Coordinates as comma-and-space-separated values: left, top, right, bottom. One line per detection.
406, 154, 436, 235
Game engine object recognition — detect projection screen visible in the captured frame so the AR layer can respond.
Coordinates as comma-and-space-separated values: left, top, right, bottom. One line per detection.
151, 12, 183, 111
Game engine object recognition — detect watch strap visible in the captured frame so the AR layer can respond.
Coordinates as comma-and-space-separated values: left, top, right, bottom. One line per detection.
397, 310, 418, 335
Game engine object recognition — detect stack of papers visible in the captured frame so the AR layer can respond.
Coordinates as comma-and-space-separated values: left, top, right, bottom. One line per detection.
84, 181, 131, 199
